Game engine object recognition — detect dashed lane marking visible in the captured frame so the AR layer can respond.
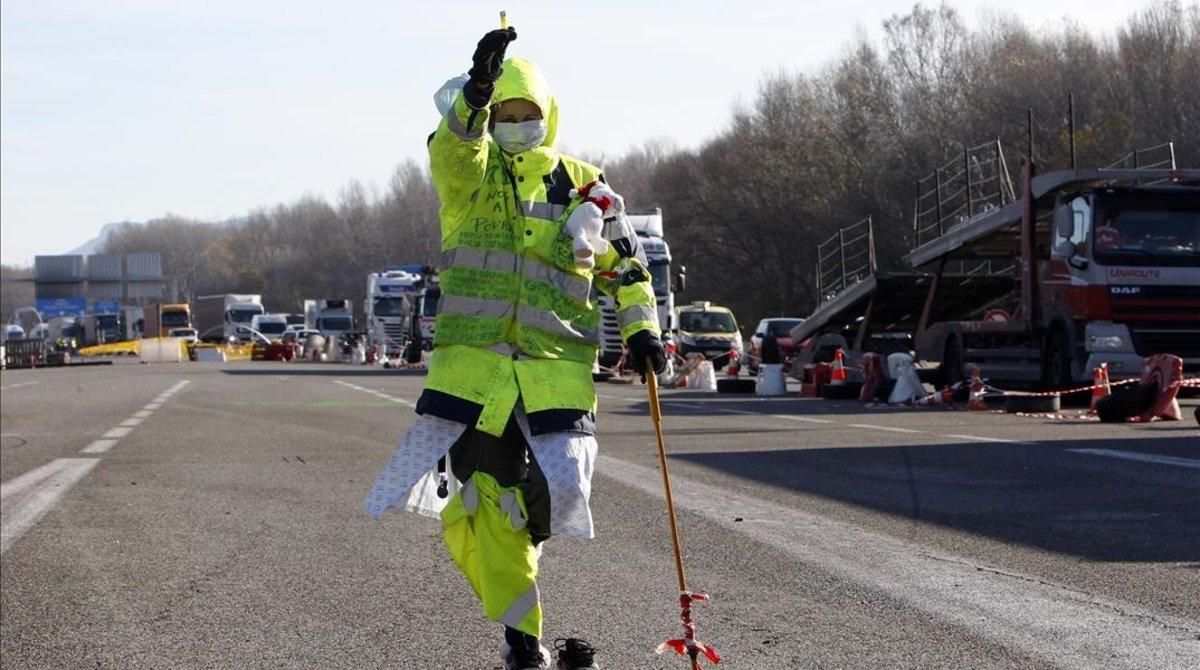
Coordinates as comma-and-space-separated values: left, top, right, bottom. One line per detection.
1068, 448, 1200, 470
81, 439, 120, 454
599, 455, 1200, 670
88, 380, 190, 452
0, 380, 41, 391
1, 458, 99, 554
334, 380, 416, 408
847, 423, 925, 434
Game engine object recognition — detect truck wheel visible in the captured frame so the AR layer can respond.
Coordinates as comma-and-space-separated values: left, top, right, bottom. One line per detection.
940, 338, 964, 386
1043, 329, 1073, 391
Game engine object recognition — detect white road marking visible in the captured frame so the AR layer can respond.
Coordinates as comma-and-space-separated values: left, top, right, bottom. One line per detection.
0, 380, 41, 391
119, 417, 144, 427
1, 458, 99, 554
1068, 448, 1200, 471
144, 403, 162, 411
943, 434, 1031, 445
599, 455, 1200, 670
847, 423, 925, 434
102, 427, 134, 439
81, 439, 120, 454
133, 410, 153, 419
334, 380, 416, 408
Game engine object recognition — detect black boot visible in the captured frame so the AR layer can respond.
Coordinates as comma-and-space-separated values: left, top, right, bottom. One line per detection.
502, 627, 548, 670
554, 638, 599, 670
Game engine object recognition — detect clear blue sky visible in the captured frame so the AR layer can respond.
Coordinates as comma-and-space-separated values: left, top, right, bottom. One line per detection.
1, 0, 1137, 265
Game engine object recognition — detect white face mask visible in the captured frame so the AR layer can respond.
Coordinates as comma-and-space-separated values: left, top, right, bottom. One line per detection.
493, 120, 547, 153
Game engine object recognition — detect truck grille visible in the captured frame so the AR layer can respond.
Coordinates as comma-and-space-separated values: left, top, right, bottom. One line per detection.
1130, 326, 1200, 359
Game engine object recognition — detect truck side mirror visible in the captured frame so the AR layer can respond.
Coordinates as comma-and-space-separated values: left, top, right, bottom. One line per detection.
674, 266, 687, 293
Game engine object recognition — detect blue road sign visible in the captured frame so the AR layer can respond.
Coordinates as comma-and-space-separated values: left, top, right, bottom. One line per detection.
92, 300, 121, 314
36, 298, 88, 318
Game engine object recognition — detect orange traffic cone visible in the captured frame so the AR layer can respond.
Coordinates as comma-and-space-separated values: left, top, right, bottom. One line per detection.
1089, 363, 1111, 414
968, 366, 987, 411
830, 348, 847, 386
914, 386, 953, 407
726, 349, 741, 377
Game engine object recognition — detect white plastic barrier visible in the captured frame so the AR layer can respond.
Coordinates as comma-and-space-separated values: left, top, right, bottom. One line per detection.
140, 337, 186, 363
685, 359, 717, 391
887, 352, 926, 404
756, 363, 787, 396
194, 347, 227, 363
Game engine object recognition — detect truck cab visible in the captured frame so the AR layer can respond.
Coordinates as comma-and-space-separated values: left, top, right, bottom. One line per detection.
1042, 185, 1199, 381
250, 314, 289, 341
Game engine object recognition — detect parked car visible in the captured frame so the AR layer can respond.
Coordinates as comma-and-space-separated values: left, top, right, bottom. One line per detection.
746, 317, 806, 373
674, 301, 743, 370
281, 328, 319, 348
168, 327, 199, 344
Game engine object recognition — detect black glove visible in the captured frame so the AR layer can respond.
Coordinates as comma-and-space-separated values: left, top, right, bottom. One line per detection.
627, 330, 667, 382
464, 28, 517, 109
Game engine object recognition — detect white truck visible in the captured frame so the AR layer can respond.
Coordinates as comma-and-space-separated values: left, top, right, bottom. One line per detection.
365, 270, 418, 357
250, 313, 289, 340
596, 208, 684, 369
196, 294, 264, 342
305, 299, 355, 341
364, 266, 440, 358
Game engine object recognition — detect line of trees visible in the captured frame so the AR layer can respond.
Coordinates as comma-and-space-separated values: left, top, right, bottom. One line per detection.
95, 2, 1197, 328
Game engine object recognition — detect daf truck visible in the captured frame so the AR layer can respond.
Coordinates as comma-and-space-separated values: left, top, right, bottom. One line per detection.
903, 163, 1199, 386
596, 208, 683, 368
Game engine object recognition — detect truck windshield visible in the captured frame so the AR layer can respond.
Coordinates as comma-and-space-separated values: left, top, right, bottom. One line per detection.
161, 311, 189, 327
1094, 195, 1200, 267
649, 262, 670, 297
680, 311, 737, 333
423, 291, 440, 317
767, 319, 804, 336
319, 316, 353, 331
372, 297, 407, 317
229, 309, 261, 324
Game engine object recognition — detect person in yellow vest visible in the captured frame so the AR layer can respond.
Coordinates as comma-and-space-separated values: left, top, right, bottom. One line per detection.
365, 26, 665, 670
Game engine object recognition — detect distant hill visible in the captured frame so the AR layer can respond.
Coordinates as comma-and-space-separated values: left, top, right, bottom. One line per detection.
65, 221, 130, 256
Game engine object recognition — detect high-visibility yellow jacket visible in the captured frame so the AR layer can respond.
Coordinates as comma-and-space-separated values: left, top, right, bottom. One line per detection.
421, 58, 659, 437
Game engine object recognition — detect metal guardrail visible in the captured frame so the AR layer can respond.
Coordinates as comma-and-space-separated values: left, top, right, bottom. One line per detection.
816, 217, 876, 303
3, 339, 48, 369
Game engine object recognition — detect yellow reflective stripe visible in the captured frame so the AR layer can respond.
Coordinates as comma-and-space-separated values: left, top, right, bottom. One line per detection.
617, 304, 657, 333
443, 247, 590, 306
500, 583, 541, 630
439, 295, 513, 320
441, 248, 519, 274
447, 105, 484, 140
460, 478, 480, 514
517, 305, 597, 342
524, 202, 567, 221
523, 258, 591, 304
498, 490, 527, 529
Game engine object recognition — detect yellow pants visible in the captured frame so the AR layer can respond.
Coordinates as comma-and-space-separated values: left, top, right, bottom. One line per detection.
441, 471, 542, 637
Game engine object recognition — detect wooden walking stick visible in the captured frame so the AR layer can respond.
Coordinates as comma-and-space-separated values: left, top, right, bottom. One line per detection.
646, 366, 721, 668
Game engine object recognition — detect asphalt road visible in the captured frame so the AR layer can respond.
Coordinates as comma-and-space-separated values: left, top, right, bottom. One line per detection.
2, 361, 1198, 669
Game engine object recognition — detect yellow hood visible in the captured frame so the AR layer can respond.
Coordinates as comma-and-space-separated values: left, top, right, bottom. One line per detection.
492, 57, 559, 149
